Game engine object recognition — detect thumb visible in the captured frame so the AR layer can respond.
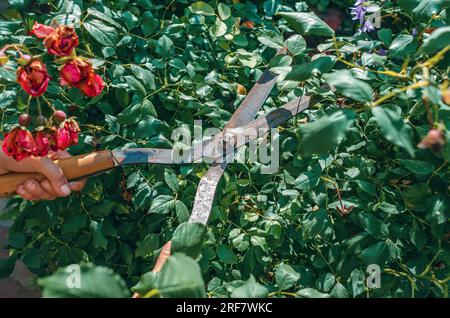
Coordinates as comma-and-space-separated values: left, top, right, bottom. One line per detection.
35, 157, 71, 197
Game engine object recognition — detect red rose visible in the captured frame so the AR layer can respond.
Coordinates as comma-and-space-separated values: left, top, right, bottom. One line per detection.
56, 118, 80, 150
43, 25, 79, 56
30, 22, 55, 38
60, 58, 104, 97
16, 59, 50, 97
2, 127, 38, 161
34, 128, 58, 157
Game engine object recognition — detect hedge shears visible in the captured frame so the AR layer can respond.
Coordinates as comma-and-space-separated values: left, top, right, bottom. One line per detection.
0, 47, 319, 226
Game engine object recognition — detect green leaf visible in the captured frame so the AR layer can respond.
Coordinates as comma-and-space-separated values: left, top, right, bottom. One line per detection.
175, 201, 190, 223
125, 75, 147, 97
377, 28, 392, 45
298, 109, 356, 157
171, 222, 207, 258
323, 70, 373, 102
264, 0, 280, 16
135, 115, 163, 139
360, 241, 389, 265
157, 35, 174, 58
277, 12, 335, 36
372, 106, 415, 157
330, 282, 350, 298
135, 234, 159, 258
190, 1, 215, 16
400, 159, 434, 175
0, 255, 17, 279
275, 263, 300, 290
156, 253, 206, 298
131, 271, 159, 295
412, 0, 450, 20
420, 26, 450, 54
216, 245, 238, 264
285, 56, 335, 81
83, 19, 118, 46
297, 288, 330, 298
230, 275, 269, 298
38, 264, 130, 298
218, 3, 231, 20
398, 0, 421, 13
389, 34, 418, 59
149, 195, 176, 214
350, 269, 366, 297
285, 34, 307, 56
164, 169, 179, 192
130, 65, 156, 91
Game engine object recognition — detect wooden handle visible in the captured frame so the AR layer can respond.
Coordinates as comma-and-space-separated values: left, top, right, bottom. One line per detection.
0, 150, 116, 198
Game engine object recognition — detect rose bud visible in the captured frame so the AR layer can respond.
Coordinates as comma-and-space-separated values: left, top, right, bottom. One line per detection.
53, 110, 67, 123
29, 22, 55, 38
60, 58, 105, 97
56, 118, 80, 150
417, 129, 445, 151
43, 25, 79, 56
18, 114, 32, 127
16, 59, 50, 97
2, 127, 38, 161
35, 115, 48, 127
35, 127, 58, 157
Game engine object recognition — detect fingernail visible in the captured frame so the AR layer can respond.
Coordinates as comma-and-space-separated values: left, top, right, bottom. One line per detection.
60, 184, 71, 196
26, 181, 35, 190
17, 186, 25, 194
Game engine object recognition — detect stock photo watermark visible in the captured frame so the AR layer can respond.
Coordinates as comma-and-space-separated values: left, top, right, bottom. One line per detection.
171, 120, 280, 174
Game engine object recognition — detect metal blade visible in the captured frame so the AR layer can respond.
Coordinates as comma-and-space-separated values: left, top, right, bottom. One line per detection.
189, 50, 285, 225
112, 148, 179, 165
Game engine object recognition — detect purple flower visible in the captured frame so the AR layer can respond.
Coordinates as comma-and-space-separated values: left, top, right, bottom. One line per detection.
378, 48, 387, 56
351, 0, 367, 23
351, 1, 380, 33
412, 28, 418, 36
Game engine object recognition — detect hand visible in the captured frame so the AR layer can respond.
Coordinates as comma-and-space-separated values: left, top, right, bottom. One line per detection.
0, 146, 87, 201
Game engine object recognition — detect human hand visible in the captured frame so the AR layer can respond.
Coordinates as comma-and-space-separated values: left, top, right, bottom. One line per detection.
0, 145, 87, 201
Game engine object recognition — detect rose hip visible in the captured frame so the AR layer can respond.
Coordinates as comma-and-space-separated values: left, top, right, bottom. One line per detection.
18, 113, 32, 127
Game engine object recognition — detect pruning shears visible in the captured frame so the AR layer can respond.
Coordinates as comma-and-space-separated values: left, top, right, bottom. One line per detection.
0, 47, 319, 226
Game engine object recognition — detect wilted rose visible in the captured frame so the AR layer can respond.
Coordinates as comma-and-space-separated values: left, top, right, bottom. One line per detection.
60, 58, 104, 97
34, 128, 58, 157
56, 118, 80, 150
16, 59, 50, 97
43, 25, 79, 56
30, 22, 55, 38
2, 127, 38, 161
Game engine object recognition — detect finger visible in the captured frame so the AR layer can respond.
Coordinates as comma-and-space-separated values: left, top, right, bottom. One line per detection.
49, 150, 71, 160
24, 180, 56, 201
41, 179, 60, 198
153, 241, 172, 273
16, 185, 39, 201
34, 157, 71, 197
69, 178, 87, 192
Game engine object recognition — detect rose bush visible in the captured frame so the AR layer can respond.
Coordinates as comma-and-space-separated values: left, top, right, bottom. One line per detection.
0, 0, 449, 298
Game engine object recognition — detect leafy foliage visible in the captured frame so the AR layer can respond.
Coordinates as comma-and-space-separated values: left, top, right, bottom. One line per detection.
1, 0, 449, 298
